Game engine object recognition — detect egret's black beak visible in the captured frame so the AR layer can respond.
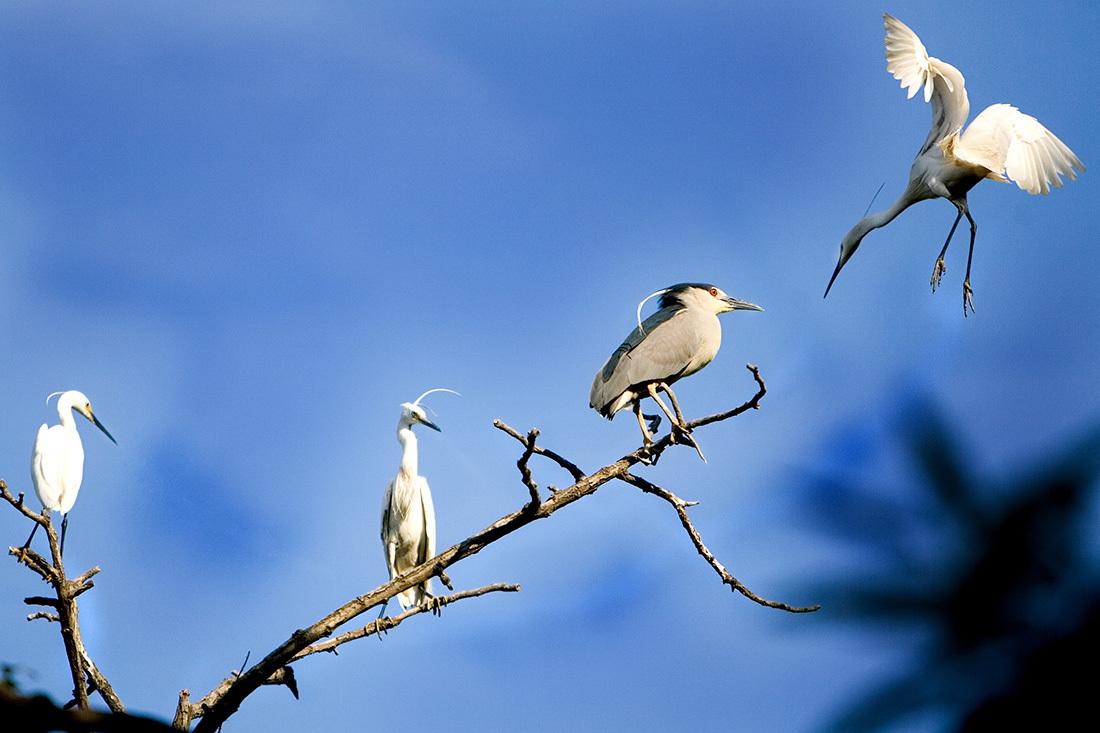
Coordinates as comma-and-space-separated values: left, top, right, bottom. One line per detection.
824, 244, 857, 299
90, 413, 117, 444
724, 297, 764, 312
420, 417, 441, 432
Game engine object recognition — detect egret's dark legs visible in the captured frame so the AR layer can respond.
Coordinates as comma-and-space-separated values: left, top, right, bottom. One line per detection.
375, 600, 389, 642
60, 514, 68, 558
20, 522, 40, 556
931, 210, 964, 292
962, 210, 977, 317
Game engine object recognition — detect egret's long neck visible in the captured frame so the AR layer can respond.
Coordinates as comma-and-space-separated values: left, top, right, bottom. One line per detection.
850, 193, 916, 245
397, 426, 419, 477
57, 403, 77, 430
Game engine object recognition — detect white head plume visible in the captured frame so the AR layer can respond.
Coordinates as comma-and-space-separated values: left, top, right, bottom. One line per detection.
635, 287, 669, 336
412, 388, 461, 416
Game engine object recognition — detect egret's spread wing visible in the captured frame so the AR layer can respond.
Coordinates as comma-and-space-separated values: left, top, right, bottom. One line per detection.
957, 103, 1084, 195
884, 13, 937, 102
884, 14, 969, 151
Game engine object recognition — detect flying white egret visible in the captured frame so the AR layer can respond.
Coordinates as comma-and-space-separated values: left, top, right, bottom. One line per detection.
26, 390, 117, 557
825, 13, 1085, 315
379, 388, 459, 616
589, 283, 763, 462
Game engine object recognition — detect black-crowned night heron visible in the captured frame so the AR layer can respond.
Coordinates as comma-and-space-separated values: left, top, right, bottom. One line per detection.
589, 283, 762, 461
380, 388, 458, 615
27, 390, 117, 557
825, 14, 1084, 316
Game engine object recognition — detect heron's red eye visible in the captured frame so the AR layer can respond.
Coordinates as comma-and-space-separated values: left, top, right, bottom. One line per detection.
709, 287, 718, 297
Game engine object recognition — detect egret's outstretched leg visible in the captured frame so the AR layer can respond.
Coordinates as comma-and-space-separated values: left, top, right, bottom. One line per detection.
60, 515, 69, 558
931, 210, 964, 292
962, 210, 977, 317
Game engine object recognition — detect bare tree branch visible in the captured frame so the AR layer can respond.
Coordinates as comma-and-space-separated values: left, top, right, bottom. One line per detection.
2, 480, 125, 713
516, 429, 542, 506
293, 583, 520, 660
492, 420, 586, 482
619, 473, 820, 613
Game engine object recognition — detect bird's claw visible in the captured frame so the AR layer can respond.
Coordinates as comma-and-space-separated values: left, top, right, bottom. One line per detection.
930, 258, 947, 291
963, 280, 975, 317
424, 595, 444, 617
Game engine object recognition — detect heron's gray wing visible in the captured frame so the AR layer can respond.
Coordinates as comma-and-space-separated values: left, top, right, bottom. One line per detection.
590, 306, 700, 411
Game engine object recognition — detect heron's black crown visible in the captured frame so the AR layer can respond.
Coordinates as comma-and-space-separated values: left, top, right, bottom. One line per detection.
658, 283, 718, 309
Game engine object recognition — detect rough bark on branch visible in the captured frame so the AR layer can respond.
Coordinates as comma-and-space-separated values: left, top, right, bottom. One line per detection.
2, 480, 125, 714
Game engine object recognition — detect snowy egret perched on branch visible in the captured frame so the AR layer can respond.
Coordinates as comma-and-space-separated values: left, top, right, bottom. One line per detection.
26, 390, 117, 557
825, 13, 1085, 315
380, 388, 460, 616
589, 283, 762, 462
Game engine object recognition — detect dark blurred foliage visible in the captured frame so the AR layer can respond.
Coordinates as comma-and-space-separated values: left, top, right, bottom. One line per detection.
804, 409, 1100, 732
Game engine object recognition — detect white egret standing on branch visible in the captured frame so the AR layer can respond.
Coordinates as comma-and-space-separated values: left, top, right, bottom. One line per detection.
26, 390, 117, 557
379, 388, 459, 616
825, 13, 1085, 315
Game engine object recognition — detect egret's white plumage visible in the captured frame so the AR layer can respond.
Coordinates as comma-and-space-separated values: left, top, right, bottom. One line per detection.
826, 13, 1085, 314
28, 390, 116, 554
379, 388, 457, 611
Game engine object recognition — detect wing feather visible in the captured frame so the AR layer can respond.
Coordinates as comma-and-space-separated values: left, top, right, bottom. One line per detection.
590, 305, 688, 413
884, 13, 932, 100
957, 103, 1085, 195
884, 14, 970, 151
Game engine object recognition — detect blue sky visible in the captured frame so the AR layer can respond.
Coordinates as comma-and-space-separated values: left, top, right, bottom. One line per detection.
1, 2, 1096, 730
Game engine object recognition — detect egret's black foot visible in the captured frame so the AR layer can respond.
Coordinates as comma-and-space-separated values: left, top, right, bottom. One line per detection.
931, 258, 947, 292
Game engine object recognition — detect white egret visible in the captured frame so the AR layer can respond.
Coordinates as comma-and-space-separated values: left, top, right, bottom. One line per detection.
379, 388, 459, 616
26, 390, 117, 556
825, 13, 1085, 315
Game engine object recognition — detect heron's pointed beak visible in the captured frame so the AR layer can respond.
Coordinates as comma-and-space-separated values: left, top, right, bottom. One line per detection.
724, 297, 764, 312
90, 413, 117, 444
420, 417, 441, 432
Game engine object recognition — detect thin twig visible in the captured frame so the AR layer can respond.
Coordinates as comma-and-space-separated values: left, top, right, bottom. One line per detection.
295, 583, 520, 660
516, 429, 541, 506
28, 611, 60, 623
620, 472, 820, 613
492, 420, 586, 481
